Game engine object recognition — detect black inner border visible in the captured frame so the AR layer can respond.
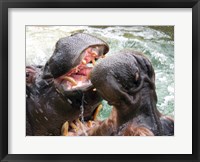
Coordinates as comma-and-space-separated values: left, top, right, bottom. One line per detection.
0, 0, 199, 162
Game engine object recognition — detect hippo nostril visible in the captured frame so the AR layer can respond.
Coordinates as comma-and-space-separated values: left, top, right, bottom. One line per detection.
26, 73, 30, 77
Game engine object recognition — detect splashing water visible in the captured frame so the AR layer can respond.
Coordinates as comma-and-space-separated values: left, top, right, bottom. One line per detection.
80, 94, 85, 123
79, 93, 88, 136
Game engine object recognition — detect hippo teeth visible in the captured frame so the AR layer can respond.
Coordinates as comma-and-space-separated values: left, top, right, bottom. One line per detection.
70, 122, 79, 132
63, 76, 78, 86
75, 67, 80, 73
91, 51, 98, 57
93, 104, 103, 121
61, 121, 69, 136
92, 59, 96, 65
55, 46, 104, 90
82, 59, 87, 65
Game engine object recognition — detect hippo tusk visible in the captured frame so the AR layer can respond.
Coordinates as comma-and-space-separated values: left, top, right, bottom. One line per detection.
82, 59, 87, 65
61, 121, 69, 136
76, 118, 82, 125
70, 122, 79, 132
63, 76, 78, 86
91, 51, 98, 57
92, 59, 96, 66
87, 120, 93, 128
76, 118, 88, 136
93, 104, 103, 121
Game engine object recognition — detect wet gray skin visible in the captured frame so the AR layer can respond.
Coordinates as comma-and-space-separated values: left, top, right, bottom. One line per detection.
90, 50, 174, 136
26, 33, 109, 136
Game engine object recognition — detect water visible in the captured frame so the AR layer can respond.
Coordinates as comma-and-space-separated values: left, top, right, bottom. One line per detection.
79, 93, 88, 136
80, 94, 85, 123
26, 26, 174, 118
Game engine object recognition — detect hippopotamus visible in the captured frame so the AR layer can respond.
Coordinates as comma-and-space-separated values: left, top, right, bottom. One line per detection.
84, 50, 174, 136
26, 33, 109, 136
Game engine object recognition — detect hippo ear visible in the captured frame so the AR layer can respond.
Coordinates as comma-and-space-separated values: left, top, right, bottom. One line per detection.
132, 52, 158, 102
132, 53, 155, 82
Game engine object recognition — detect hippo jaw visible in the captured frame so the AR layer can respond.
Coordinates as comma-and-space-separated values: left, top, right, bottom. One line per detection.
54, 46, 106, 92
42, 33, 109, 92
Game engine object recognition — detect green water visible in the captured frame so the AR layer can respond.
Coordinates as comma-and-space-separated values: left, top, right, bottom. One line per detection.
26, 26, 174, 119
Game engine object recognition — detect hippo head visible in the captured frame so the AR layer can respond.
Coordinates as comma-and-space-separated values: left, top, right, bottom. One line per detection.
90, 50, 157, 121
26, 33, 109, 136
43, 33, 109, 93
87, 50, 173, 136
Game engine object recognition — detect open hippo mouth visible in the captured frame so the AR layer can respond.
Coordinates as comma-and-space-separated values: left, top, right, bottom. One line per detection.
55, 46, 103, 90
42, 33, 109, 92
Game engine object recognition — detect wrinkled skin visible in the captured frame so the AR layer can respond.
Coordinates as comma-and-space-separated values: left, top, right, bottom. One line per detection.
26, 33, 109, 136
87, 50, 174, 136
